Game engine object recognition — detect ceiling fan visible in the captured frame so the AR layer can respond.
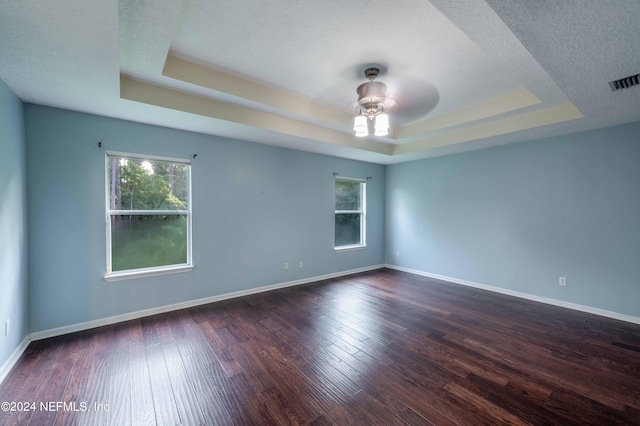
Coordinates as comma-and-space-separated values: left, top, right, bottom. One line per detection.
353, 67, 397, 137
351, 65, 440, 137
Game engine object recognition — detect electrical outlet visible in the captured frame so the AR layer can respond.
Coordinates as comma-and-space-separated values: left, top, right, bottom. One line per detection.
559, 276, 567, 286
5, 320, 9, 336
395, 251, 400, 258
299, 261, 304, 268
284, 262, 288, 270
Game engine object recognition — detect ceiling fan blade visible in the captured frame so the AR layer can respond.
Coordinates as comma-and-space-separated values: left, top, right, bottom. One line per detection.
386, 77, 440, 125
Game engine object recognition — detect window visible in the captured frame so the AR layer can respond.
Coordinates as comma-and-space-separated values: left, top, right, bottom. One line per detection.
335, 177, 366, 249
105, 152, 192, 280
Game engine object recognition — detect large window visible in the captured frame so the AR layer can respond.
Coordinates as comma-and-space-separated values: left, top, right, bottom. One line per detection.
335, 177, 366, 249
105, 152, 192, 280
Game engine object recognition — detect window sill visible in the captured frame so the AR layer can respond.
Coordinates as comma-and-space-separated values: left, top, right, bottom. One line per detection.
334, 244, 367, 252
105, 264, 194, 282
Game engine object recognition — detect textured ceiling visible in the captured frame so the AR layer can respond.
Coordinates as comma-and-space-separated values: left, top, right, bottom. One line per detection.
1, 0, 639, 164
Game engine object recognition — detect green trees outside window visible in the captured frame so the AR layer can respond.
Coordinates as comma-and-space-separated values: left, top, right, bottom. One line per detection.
107, 154, 191, 274
335, 178, 366, 248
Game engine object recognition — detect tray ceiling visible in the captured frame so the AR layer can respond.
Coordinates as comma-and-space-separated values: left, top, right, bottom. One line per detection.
1, 0, 639, 164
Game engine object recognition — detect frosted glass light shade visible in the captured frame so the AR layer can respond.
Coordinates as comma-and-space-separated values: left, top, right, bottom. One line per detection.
374, 113, 389, 136
353, 114, 368, 137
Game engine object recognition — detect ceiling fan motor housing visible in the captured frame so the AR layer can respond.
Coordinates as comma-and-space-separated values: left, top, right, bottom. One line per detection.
357, 81, 389, 107
356, 66, 398, 115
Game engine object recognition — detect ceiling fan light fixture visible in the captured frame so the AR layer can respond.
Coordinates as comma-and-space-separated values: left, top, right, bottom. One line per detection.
353, 114, 368, 137
374, 113, 389, 136
353, 67, 396, 138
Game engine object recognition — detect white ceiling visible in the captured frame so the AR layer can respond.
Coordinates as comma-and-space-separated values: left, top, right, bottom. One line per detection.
1, 0, 639, 164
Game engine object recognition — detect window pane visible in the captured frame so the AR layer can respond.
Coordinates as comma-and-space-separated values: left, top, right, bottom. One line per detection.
335, 213, 361, 246
335, 180, 361, 211
111, 214, 187, 271
108, 156, 189, 210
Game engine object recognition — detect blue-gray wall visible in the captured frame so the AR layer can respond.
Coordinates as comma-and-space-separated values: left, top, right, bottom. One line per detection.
386, 122, 640, 317
25, 105, 385, 332
0, 80, 28, 368
9, 99, 640, 338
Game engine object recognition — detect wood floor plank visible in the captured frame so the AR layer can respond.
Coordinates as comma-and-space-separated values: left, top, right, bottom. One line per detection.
53, 344, 96, 426
463, 335, 640, 410
129, 348, 156, 426
25, 341, 77, 426
202, 323, 244, 377
259, 385, 306, 425
242, 343, 323, 423
144, 344, 181, 425
75, 327, 120, 426
106, 372, 132, 426
460, 373, 582, 426
228, 371, 282, 425
178, 352, 235, 425
442, 380, 535, 425
2, 269, 640, 425
127, 321, 157, 426
160, 342, 207, 425
398, 407, 437, 426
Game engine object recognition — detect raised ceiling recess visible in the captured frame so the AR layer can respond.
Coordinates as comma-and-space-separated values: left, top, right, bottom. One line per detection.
117, 0, 585, 163
3, 1, 639, 164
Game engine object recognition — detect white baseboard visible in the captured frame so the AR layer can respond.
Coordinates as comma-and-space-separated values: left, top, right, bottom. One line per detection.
0, 336, 30, 385
385, 264, 640, 325
30, 264, 385, 341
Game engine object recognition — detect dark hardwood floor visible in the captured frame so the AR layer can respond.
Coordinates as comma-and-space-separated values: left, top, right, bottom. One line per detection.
2, 269, 640, 425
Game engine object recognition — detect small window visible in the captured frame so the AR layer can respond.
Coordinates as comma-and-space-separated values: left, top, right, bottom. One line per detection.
106, 152, 192, 280
335, 177, 366, 249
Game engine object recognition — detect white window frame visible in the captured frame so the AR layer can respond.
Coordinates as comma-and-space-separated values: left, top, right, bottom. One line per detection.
105, 151, 193, 282
334, 176, 367, 251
